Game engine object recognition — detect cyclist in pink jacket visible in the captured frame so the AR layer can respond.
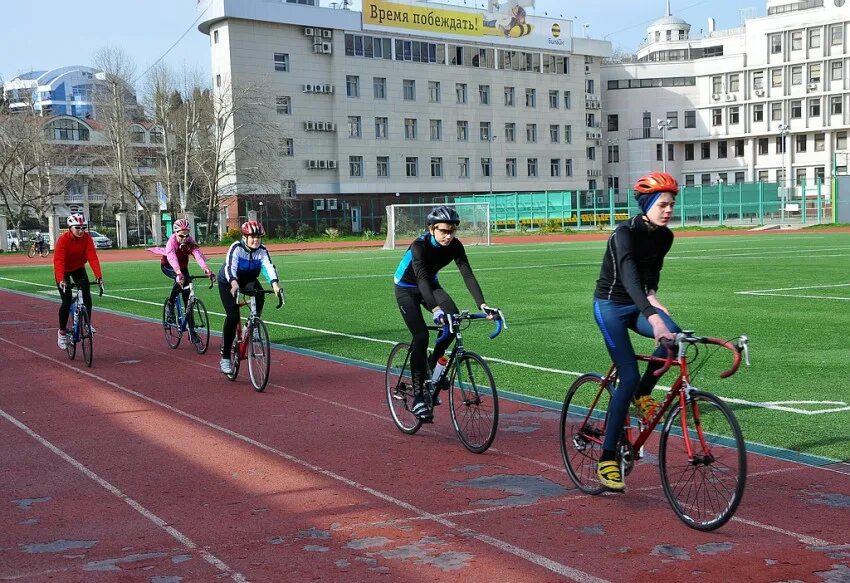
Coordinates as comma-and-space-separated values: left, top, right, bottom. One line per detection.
150, 218, 214, 315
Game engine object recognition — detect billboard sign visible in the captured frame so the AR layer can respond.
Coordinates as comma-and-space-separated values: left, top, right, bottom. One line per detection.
362, 0, 572, 51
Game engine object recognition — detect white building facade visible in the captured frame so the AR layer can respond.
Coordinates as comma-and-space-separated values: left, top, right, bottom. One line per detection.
602, 0, 849, 200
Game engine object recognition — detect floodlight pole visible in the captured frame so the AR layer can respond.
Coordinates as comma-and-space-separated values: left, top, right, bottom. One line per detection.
778, 123, 790, 223
657, 118, 672, 173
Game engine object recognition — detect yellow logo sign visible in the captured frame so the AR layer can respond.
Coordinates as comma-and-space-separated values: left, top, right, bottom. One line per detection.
551, 23, 561, 38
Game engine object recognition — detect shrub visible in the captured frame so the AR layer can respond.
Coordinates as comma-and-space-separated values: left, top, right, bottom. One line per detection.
541, 219, 563, 234
295, 222, 314, 241
324, 227, 340, 240
362, 229, 376, 240
223, 228, 241, 242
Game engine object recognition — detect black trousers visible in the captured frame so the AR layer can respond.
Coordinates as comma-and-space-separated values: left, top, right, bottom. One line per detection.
161, 264, 191, 306
219, 280, 265, 358
57, 268, 91, 331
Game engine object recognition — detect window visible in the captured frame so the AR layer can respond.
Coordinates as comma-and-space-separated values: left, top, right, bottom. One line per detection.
608, 145, 619, 163
130, 126, 145, 143
701, 142, 711, 160
216, 74, 221, 88
506, 158, 517, 177
734, 139, 744, 157
504, 86, 514, 106
525, 88, 536, 108
430, 157, 443, 177
684, 143, 694, 160
791, 100, 802, 119
770, 34, 782, 54
815, 166, 825, 184
814, 133, 825, 151
403, 79, 416, 101
348, 116, 361, 138
831, 95, 843, 115
831, 61, 844, 81
796, 134, 807, 152
549, 124, 559, 143
504, 122, 516, 142
758, 170, 769, 182
457, 120, 468, 141
213, 30, 219, 43
753, 104, 764, 122
729, 107, 740, 125
728, 74, 739, 93
404, 118, 417, 139
550, 158, 561, 177
838, 132, 848, 150
809, 63, 821, 84
718, 172, 728, 184
549, 90, 559, 109
771, 69, 783, 88
734, 171, 745, 184
656, 144, 663, 161
563, 158, 573, 177
279, 138, 294, 157
564, 91, 571, 109
717, 141, 728, 158
375, 117, 388, 139
428, 80, 441, 102
481, 158, 491, 178
791, 30, 803, 51
430, 119, 442, 140
777, 136, 787, 154
281, 180, 295, 198
458, 157, 469, 178
276, 96, 291, 115
456, 83, 467, 104
712, 75, 722, 94
753, 70, 765, 90
526, 123, 537, 143
405, 157, 418, 177
480, 121, 491, 141
479, 84, 490, 105
527, 158, 538, 177
684, 110, 696, 128
712, 108, 722, 126
831, 24, 844, 46
771, 101, 783, 121
346, 75, 359, 97
274, 53, 289, 72
373, 77, 386, 99
377, 156, 389, 177
701, 173, 711, 186
608, 114, 619, 132
565, 125, 572, 143
809, 97, 821, 117
809, 28, 821, 49
796, 168, 807, 185
349, 155, 363, 177
685, 175, 695, 187
666, 112, 678, 129
758, 138, 768, 155
150, 128, 164, 144
792, 66, 803, 86
587, 147, 596, 161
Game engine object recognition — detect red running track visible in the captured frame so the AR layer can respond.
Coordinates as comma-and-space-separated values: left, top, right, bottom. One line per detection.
1, 289, 848, 582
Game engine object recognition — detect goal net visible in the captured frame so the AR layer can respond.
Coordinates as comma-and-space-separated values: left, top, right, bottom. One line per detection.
383, 202, 491, 250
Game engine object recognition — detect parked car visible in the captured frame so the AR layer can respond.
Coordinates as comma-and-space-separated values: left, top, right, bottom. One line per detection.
5, 230, 28, 252
89, 230, 113, 249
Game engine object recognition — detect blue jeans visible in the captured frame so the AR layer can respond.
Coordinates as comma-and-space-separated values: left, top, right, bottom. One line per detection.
593, 299, 681, 452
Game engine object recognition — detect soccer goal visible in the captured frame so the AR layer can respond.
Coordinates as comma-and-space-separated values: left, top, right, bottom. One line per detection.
383, 202, 491, 250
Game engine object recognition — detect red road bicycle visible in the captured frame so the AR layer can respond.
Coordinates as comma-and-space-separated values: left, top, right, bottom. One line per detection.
560, 331, 750, 530
224, 288, 283, 392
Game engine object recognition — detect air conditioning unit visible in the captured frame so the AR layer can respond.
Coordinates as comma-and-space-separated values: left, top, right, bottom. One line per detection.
754, 89, 765, 97
307, 160, 318, 169
328, 122, 337, 131
322, 29, 333, 38
711, 93, 721, 101
305, 121, 315, 131
312, 45, 323, 54
321, 42, 332, 54
324, 84, 334, 94
316, 121, 326, 131
304, 27, 315, 36
303, 83, 314, 93
328, 160, 338, 169
318, 160, 327, 169
725, 94, 736, 101
807, 83, 818, 91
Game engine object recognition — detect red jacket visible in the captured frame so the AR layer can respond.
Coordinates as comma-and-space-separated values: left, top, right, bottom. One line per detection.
53, 231, 103, 283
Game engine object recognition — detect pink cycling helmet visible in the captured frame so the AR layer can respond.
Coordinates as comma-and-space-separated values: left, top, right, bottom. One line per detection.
173, 218, 190, 232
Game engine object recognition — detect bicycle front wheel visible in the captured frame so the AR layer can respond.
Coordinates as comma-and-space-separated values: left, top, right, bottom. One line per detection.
66, 318, 77, 361
40, 246, 50, 258
449, 352, 498, 454
385, 342, 422, 435
27, 245, 36, 258
80, 307, 93, 367
162, 299, 181, 348
247, 320, 271, 392
188, 299, 210, 354
659, 390, 746, 531
560, 373, 610, 495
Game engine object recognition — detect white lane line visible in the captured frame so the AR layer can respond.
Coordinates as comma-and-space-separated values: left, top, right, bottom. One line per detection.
0, 339, 608, 583
730, 517, 833, 547
0, 406, 248, 583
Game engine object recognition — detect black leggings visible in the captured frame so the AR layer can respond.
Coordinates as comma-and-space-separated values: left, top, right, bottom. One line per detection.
57, 268, 92, 332
161, 264, 190, 306
219, 280, 265, 358
395, 285, 458, 390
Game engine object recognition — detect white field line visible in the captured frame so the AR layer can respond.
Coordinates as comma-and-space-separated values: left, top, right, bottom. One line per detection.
736, 282, 850, 301
0, 340, 609, 583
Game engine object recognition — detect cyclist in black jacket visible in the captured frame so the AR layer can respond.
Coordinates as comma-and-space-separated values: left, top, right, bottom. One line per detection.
393, 205, 496, 420
593, 171, 682, 492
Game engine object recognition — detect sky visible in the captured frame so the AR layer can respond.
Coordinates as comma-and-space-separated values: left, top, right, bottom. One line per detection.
1, 0, 766, 90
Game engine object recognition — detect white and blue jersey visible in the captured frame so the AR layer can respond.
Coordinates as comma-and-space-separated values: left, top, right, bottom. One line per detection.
218, 240, 279, 286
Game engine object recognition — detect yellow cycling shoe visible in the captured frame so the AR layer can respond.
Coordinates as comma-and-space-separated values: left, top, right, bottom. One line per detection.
597, 460, 625, 492
633, 395, 660, 424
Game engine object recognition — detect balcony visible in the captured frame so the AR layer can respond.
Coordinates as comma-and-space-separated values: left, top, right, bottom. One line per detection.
64, 193, 107, 204
628, 127, 663, 140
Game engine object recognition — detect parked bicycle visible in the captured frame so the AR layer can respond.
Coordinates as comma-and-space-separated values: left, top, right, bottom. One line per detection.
162, 274, 214, 354
560, 331, 750, 531
27, 238, 50, 258
65, 281, 104, 367
386, 309, 506, 454
224, 288, 284, 392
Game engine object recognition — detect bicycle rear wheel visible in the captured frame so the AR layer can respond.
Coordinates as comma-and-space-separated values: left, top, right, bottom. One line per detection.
27, 245, 36, 258
40, 246, 50, 258
162, 299, 181, 348
560, 373, 611, 495
247, 320, 271, 392
449, 352, 498, 454
385, 342, 422, 434
188, 298, 210, 354
659, 390, 746, 531
80, 307, 93, 367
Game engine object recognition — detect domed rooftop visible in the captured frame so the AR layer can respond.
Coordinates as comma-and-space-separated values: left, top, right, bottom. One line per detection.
651, 14, 689, 27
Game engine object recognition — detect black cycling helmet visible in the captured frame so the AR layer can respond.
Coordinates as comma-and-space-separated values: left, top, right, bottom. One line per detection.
426, 205, 460, 225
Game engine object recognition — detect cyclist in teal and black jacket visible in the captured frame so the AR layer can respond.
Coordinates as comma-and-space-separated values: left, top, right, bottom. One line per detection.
393, 205, 495, 420
592, 171, 682, 492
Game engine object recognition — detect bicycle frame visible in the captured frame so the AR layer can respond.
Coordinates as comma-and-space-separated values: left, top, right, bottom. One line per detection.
233, 289, 282, 361
429, 310, 506, 391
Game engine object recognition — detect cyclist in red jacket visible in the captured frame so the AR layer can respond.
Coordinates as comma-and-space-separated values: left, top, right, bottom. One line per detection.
53, 213, 103, 350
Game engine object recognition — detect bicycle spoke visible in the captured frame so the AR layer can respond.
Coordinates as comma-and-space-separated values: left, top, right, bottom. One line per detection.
450, 353, 498, 454
385, 343, 422, 435
560, 374, 610, 495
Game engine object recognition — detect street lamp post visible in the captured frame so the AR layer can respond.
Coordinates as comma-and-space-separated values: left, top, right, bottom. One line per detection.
778, 123, 790, 223
488, 134, 497, 196
657, 118, 673, 173
258, 201, 264, 227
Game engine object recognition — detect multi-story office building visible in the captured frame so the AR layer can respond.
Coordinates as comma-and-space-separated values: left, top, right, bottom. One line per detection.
198, 0, 610, 230
602, 0, 848, 199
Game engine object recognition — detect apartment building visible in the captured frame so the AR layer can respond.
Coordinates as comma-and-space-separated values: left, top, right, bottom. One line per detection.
602, 0, 849, 197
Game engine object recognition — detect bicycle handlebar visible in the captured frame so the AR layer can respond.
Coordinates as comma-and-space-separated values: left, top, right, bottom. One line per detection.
183, 274, 215, 290
65, 281, 104, 296
435, 309, 506, 344
653, 332, 749, 378
239, 288, 284, 309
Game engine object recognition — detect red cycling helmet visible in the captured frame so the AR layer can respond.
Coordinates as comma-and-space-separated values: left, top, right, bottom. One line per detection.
240, 220, 265, 236
633, 172, 679, 198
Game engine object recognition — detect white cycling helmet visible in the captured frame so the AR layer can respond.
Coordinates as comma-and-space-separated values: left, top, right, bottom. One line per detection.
67, 213, 87, 227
